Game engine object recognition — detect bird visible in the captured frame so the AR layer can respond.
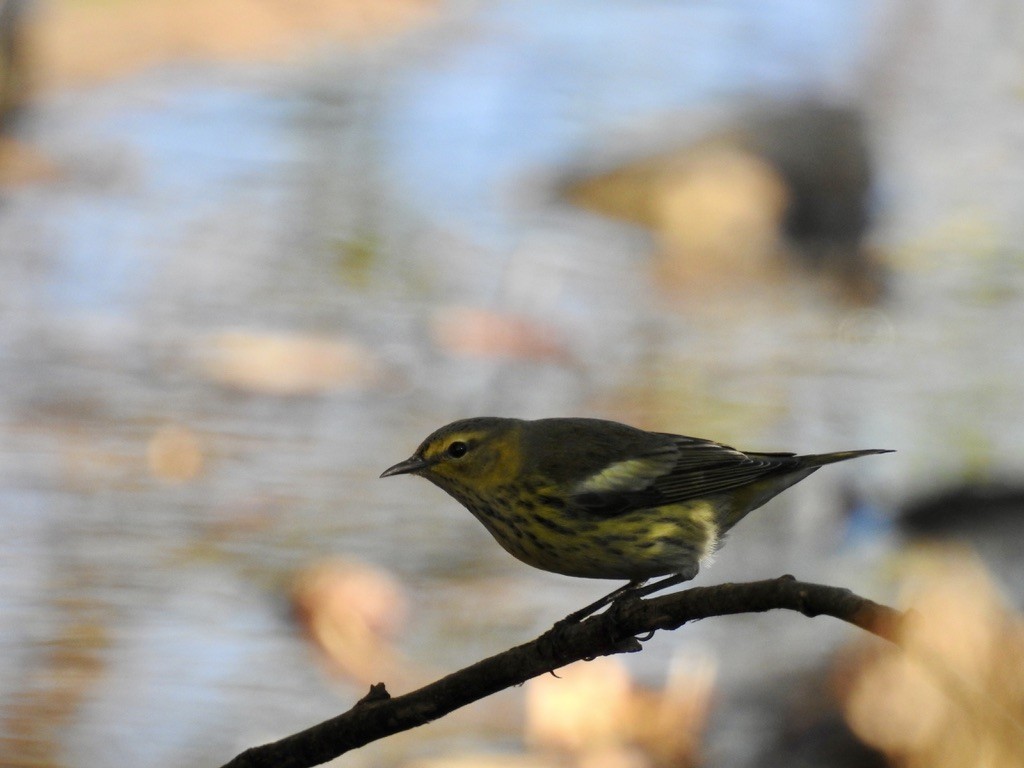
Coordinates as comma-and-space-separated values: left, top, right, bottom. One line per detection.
381, 417, 891, 621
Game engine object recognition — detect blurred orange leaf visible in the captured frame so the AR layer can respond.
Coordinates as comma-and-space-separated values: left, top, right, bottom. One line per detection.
200, 330, 379, 395
147, 423, 204, 483
840, 548, 1024, 767
431, 306, 569, 363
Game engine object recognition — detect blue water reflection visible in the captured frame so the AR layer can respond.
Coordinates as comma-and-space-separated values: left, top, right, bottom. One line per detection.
46, 82, 301, 311
382, 0, 873, 245
1, 1, 1022, 766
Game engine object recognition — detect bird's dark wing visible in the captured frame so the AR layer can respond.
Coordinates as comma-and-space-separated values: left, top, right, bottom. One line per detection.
568, 435, 798, 518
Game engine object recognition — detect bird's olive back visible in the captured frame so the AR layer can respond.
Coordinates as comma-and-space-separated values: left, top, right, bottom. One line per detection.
519, 418, 678, 485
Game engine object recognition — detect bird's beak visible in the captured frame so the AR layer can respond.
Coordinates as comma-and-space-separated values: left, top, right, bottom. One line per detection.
380, 455, 431, 478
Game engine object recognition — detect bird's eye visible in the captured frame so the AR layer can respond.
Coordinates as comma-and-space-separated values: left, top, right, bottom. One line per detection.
446, 441, 469, 459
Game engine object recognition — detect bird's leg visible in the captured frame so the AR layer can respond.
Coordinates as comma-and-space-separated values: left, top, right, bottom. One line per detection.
619, 571, 691, 602
561, 579, 647, 624
561, 569, 698, 624
544, 586, 636, 659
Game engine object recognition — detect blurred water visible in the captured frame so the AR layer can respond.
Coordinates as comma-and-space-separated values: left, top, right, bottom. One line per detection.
1, 1, 1023, 767
380, 0, 875, 247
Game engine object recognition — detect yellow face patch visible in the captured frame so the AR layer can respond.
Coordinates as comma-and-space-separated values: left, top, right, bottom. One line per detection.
421, 431, 487, 463
424, 428, 523, 488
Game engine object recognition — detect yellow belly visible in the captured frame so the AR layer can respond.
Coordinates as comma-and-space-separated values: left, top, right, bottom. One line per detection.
477, 500, 721, 580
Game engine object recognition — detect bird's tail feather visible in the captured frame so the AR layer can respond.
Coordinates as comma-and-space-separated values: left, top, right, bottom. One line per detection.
715, 448, 892, 531
800, 448, 894, 467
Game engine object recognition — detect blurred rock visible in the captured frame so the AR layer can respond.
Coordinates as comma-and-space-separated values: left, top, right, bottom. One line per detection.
569, 142, 788, 291
899, 481, 1024, 535
199, 330, 379, 396
898, 481, 1024, 603
653, 146, 789, 290
564, 103, 884, 304
734, 667, 888, 768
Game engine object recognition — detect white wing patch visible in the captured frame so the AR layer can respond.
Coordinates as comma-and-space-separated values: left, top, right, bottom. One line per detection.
574, 453, 677, 494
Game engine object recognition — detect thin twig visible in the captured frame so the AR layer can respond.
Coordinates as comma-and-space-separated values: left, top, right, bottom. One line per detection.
219, 576, 902, 768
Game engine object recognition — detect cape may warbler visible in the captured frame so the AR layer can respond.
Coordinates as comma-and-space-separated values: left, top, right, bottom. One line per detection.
381, 417, 891, 618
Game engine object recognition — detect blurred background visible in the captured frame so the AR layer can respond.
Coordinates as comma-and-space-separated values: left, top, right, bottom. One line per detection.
2, 0, 1024, 766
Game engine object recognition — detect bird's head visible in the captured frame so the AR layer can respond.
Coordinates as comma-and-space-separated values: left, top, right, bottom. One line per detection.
380, 417, 524, 493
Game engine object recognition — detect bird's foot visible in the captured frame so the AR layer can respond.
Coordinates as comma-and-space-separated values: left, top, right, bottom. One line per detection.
559, 579, 647, 625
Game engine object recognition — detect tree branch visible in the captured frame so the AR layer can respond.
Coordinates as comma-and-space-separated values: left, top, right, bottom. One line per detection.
219, 576, 902, 768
